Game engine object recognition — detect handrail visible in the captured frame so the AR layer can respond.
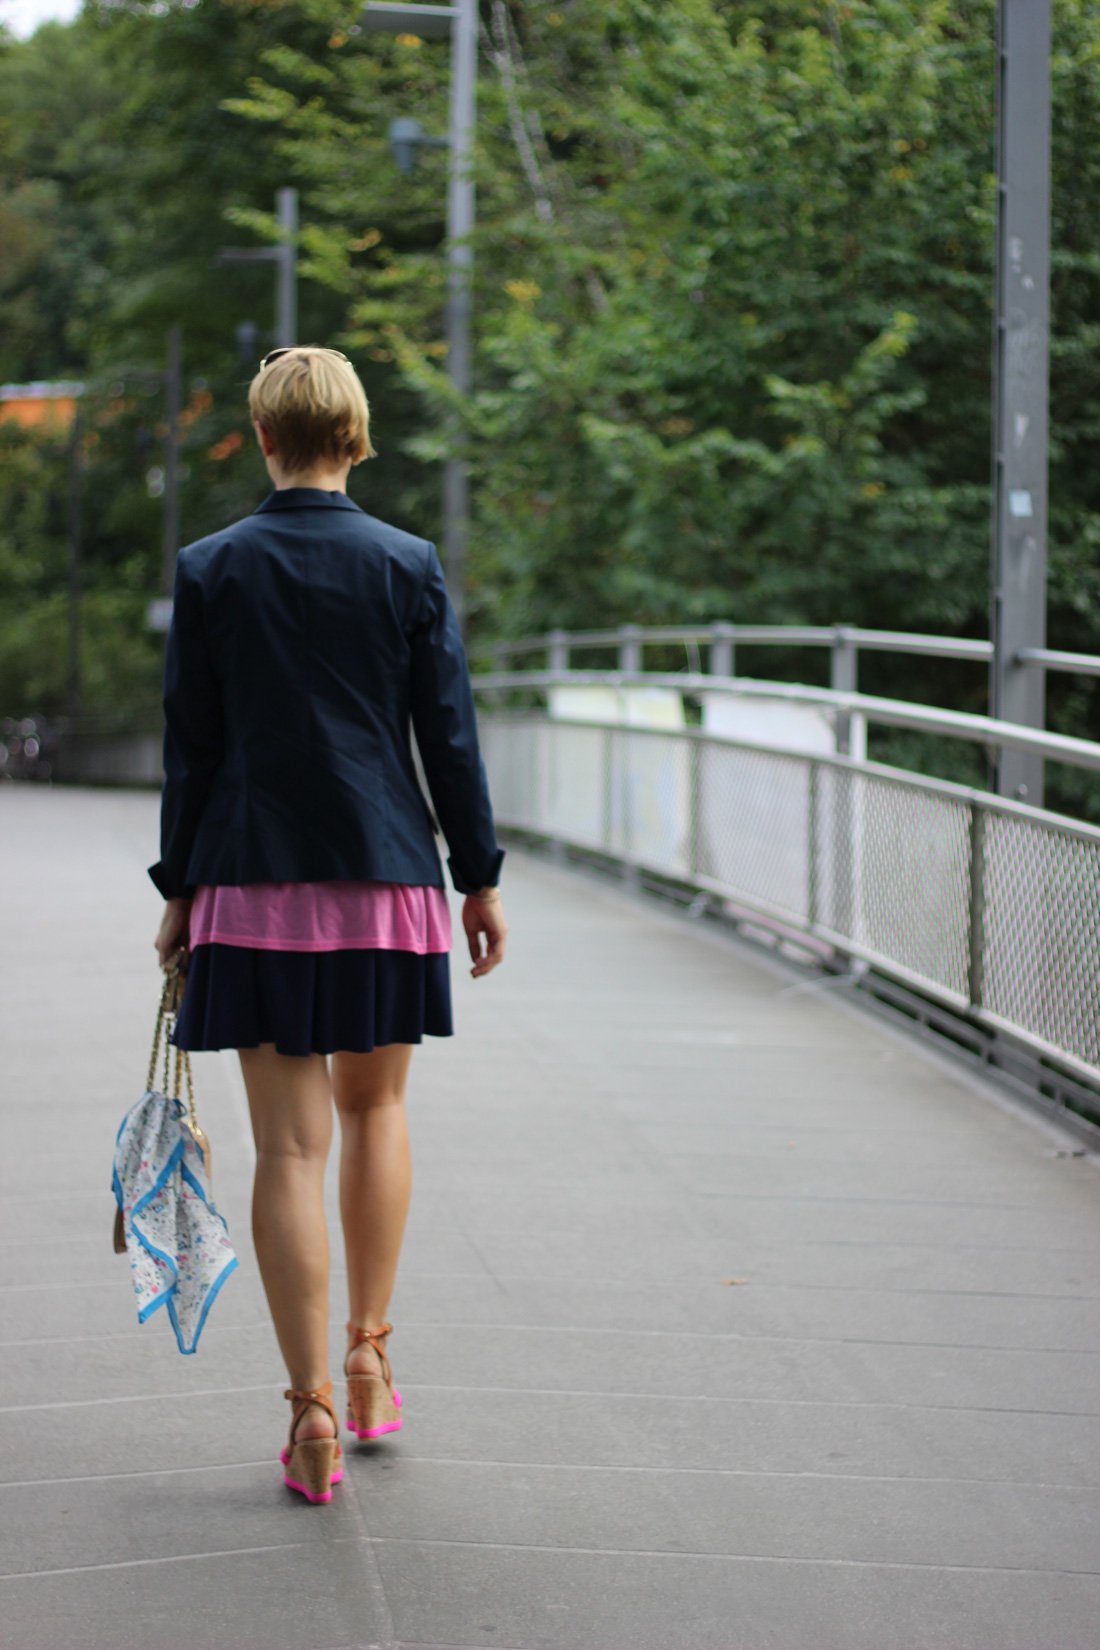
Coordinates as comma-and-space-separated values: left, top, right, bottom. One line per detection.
471, 669, 1100, 774
845, 629, 992, 661
477, 622, 1099, 676
1017, 646, 1100, 678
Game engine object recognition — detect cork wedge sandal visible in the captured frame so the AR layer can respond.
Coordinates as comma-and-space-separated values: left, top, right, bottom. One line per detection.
345, 1320, 403, 1440
280, 1380, 344, 1504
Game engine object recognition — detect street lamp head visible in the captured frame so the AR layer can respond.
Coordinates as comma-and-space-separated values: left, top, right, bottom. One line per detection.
388, 116, 425, 174
361, 4, 456, 40
235, 320, 260, 365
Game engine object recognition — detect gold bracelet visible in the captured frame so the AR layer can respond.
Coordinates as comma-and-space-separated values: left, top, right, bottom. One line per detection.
472, 887, 501, 902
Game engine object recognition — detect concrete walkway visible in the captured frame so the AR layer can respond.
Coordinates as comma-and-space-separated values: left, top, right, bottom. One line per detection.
1, 786, 1099, 1650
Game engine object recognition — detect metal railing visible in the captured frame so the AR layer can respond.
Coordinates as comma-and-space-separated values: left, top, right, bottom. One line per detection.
475, 621, 1100, 692
471, 658, 1100, 1094
474, 669, 1100, 775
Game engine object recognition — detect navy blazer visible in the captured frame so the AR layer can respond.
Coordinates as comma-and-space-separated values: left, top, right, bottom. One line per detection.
148, 488, 504, 901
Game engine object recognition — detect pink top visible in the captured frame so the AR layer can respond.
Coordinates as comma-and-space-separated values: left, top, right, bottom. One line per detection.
190, 881, 452, 954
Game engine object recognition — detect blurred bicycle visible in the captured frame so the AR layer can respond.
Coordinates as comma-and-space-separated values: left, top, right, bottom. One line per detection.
0, 716, 54, 782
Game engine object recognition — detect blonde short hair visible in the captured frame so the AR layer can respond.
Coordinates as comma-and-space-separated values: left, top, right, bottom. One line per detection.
248, 346, 376, 472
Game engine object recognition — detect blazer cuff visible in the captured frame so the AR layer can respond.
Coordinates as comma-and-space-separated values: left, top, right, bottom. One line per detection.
148, 861, 194, 901
447, 845, 505, 896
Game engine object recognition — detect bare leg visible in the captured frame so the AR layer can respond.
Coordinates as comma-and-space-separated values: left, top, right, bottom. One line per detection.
332, 1043, 414, 1376
239, 1044, 335, 1441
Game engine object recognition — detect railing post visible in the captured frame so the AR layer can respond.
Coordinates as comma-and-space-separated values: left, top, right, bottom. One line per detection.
619, 725, 639, 889
828, 627, 859, 951
548, 715, 567, 865
967, 801, 987, 1010
548, 628, 569, 673
619, 624, 643, 674
688, 735, 702, 877
807, 759, 819, 928
710, 621, 736, 679
604, 725, 615, 850
831, 623, 858, 755
543, 631, 568, 862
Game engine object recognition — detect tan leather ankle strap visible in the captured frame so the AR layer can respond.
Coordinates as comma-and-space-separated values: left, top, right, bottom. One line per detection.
347, 1319, 393, 1345
284, 1378, 338, 1444
345, 1320, 394, 1384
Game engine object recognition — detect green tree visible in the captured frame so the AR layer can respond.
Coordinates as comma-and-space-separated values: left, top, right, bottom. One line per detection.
0, 0, 1097, 812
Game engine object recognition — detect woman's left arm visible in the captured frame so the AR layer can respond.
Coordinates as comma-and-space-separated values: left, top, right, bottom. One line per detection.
148, 552, 225, 905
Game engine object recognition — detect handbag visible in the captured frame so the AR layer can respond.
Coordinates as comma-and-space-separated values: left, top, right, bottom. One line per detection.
111, 951, 237, 1353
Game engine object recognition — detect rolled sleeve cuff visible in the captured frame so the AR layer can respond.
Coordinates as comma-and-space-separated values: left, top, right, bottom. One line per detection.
148, 861, 194, 901
447, 846, 505, 896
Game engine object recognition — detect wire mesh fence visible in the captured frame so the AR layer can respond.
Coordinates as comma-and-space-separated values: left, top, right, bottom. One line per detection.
478, 710, 1100, 1085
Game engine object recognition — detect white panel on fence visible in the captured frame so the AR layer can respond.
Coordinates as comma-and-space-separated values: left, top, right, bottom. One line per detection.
699, 691, 839, 755
548, 685, 685, 730
546, 687, 690, 867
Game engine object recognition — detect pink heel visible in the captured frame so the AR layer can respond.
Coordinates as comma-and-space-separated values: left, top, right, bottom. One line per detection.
345, 1320, 404, 1440
281, 1380, 344, 1503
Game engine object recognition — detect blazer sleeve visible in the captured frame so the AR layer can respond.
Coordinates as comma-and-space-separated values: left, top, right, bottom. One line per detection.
147, 553, 225, 900
409, 543, 504, 895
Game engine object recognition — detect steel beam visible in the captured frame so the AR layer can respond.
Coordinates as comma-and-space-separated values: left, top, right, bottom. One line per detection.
990, 0, 1052, 803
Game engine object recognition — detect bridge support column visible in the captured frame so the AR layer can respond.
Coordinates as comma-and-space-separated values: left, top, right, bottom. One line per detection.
990, 0, 1051, 806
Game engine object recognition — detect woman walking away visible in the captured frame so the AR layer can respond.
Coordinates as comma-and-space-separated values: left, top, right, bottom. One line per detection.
149, 345, 507, 1504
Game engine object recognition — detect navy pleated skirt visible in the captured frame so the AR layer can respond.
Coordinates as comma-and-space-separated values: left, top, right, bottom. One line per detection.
173, 943, 453, 1057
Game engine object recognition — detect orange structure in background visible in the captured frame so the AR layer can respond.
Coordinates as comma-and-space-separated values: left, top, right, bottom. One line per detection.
0, 382, 85, 434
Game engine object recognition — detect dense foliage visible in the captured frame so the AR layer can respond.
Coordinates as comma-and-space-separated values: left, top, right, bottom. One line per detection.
1, 0, 1097, 805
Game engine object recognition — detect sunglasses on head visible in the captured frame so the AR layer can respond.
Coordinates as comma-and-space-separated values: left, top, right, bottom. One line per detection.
259, 346, 353, 370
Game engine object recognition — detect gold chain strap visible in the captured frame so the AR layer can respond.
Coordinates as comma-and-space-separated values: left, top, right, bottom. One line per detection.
146, 971, 172, 1095
146, 951, 206, 1160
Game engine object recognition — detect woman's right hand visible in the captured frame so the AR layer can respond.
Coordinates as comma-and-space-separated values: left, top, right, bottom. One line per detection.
462, 890, 507, 978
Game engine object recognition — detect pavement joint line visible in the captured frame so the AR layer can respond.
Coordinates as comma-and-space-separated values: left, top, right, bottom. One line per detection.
359, 1534, 1100, 1578
0, 1321, 274, 1347
333, 1423, 399, 1644
4, 1533, 1100, 1584
5, 1273, 1100, 1344
353, 1458, 1100, 1492
0, 1540, 319, 1583
15, 1233, 1094, 1255
0, 1458, 278, 1488
690, 1189, 1100, 1211
0, 1383, 275, 1412
6, 1316, 1100, 1355
6, 1383, 1099, 1419
0, 1191, 111, 1205
3, 1457, 1098, 1493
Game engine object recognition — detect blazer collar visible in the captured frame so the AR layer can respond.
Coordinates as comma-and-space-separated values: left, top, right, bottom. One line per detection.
255, 488, 365, 515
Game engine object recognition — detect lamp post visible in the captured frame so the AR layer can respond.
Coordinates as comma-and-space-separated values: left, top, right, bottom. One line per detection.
989, 0, 1051, 804
67, 402, 83, 721
161, 324, 182, 597
362, 1, 477, 636
217, 187, 299, 350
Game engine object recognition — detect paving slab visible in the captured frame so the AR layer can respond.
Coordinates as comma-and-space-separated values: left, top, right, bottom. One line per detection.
1, 786, 1099, 1650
